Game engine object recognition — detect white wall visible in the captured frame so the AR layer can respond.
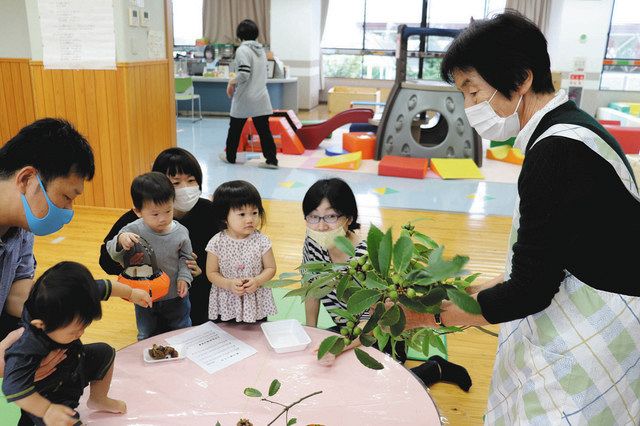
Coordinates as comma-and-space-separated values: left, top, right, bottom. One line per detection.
270, 0, 321, 109
0, 0, 32, 57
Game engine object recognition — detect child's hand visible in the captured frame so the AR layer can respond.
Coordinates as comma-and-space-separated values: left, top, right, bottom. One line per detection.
177, 280, 189, 298
118, 232, 139, 251
242, 278, 260, 294
226, 83, 235, 98
186, 252, 201, 277
228, 279, 245, 296
130, 288, 152, 308
43, 403, 77, 426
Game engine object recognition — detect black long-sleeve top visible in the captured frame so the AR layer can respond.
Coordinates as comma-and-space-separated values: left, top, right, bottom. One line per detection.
477, 101, 640, 324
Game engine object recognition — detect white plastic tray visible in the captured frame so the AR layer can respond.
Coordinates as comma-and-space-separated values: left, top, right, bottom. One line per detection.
261, 319, 311, 353
143, 344, 186, 363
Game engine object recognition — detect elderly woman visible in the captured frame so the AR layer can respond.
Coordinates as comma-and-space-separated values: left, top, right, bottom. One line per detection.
407, 12, 640, 424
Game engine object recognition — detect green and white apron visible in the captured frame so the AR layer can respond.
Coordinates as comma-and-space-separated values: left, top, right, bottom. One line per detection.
485, 124, 640, 425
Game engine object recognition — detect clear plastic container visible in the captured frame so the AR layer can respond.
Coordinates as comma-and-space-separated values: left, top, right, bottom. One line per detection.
260, 319, 311, 353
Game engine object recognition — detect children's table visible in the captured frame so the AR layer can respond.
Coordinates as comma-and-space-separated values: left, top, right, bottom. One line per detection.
78, 323, 442, 425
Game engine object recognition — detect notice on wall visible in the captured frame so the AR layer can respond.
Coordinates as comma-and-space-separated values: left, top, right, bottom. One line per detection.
147, 30, 165, 59
39, 0, 116, 70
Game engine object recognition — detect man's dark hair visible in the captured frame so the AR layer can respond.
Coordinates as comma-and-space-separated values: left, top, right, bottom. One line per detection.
0, 118, 95, 186
152, 148, 203, 190
236, 19, 259, 41
302, 178, 361, 231
25, 261, 102, 332
131, 172, 175, 210
211, 180, 265, 230
440, 11, 555, 99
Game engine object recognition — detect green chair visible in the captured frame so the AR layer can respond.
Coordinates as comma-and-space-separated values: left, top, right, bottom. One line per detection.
175, 77, 202, 122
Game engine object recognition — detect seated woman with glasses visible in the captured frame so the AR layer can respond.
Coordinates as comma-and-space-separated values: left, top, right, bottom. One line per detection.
301, 178, 471, 391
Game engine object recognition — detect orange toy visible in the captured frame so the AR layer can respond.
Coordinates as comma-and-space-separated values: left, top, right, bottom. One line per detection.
342, 132, 376, 159
316, 151, 362, 170
117, 237, 170, 302
378, 155, 429, 179
486, 145, 524, 165
239, 117, 305, 155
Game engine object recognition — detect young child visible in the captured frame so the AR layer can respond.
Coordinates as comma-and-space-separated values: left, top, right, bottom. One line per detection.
220, 19, 278, 169
206, 180, 277, 322
2, 261, 151, 425
107, 172, 193, 340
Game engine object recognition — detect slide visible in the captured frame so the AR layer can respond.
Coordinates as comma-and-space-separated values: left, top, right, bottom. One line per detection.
296, 108, 374, 149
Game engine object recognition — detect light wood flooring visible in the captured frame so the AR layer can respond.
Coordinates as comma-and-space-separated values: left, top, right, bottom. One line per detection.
32, 201, 511, 425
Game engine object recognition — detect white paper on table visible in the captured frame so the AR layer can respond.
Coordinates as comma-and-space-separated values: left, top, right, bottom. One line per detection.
165, 322, 257, 374
39, 0, 116, 70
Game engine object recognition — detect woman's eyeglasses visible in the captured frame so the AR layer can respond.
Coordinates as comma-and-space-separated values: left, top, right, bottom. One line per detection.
305, 214, 342, 224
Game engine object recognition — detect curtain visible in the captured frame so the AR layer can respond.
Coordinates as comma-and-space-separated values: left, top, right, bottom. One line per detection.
203, 0, 271, 46
505, 0, 551, 35
319, 0, 329, 90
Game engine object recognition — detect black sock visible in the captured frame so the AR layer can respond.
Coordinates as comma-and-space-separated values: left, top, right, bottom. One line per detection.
410, 355, 472, 392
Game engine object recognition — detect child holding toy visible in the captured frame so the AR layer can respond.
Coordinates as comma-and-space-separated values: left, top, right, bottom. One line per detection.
206, 180, 277, 322
2, 261, 151, 426
107, 172, 193, 340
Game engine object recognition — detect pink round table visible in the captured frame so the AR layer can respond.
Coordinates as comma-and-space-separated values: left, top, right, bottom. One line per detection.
78, 323, 442, 425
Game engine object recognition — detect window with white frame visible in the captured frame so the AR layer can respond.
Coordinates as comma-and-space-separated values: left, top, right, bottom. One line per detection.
172, 0, 203, 46
321, 0, 505, 80
600, 0, 640, 91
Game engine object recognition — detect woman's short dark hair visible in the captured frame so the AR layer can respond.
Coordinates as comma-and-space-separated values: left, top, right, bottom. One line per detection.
236, 19, 259, 41
204, 45, 214, 58
131, 172, 175, 210
25, 261, 102, 332
440, 11, 555, 99
212, 180, 265, 230
152, 148, 203, 190
302, 178, 361, 231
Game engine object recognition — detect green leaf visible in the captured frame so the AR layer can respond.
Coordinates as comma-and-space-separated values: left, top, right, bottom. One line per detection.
299, 261, 332, 271
359, 333, 376, 347
373, 325, 390, 349
354, 348, 384, 370
389, 306, 406, 337
244, 387, 262, 398
419, 286, 448, 307
405, 269, 429, 281
327, 307, 357, 323
216, 422, 221, 426
334, 235, 355, 257
392, 236, 414, 273
317, 335, 341, 360
364, 275, 388, 290
329, 337, 346, 355
424, 248, 469, 284
268, 379, 281, 397
336, 275, 350, 301
446, 288, 481, 314
263, 279, 298, 288
379, 304, 400, 327
278, 272, 299, 279
421, 329, 432, 358
346, 289, 381, 316
363, 302, 385, 334
398, 294, 434, 314
287, 419, 297, 426
465, 272, 481, 284
430, 333, 447, 355
308, 285, 335, 300
378, 229, 393, 277
413, 231, 439, 249
367, 225, 384, 272
284, 287, 309, 299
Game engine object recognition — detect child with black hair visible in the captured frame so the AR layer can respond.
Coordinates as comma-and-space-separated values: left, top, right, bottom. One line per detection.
2, 261, 151, 426
206, 180, 277, 322
220, 19, 278, 169
107, 172, 193, 340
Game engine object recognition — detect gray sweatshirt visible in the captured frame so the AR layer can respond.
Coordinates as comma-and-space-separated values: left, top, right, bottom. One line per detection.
106, 219, 193, 301
230, 40, 273, 118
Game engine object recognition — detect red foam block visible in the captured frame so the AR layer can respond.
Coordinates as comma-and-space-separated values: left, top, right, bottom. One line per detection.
378, 155, 429, 179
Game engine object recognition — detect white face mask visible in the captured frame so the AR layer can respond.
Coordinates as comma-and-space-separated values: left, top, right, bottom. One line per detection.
174, 186, 201, 212
306, 226, 347, 250
465, 90, 523, 141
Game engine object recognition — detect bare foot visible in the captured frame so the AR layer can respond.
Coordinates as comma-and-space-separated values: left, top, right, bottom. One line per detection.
87, 396, 127, 414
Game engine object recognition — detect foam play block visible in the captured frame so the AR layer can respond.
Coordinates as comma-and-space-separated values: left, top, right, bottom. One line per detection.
431, 158, 484, 179
325, 146, 348, 156
486, 145, 524, 165
239, 117, 305, 155
342, 132, 376, 159
378, 155, 429, 179
315, 151, 362, 170
604, 125, 640, 154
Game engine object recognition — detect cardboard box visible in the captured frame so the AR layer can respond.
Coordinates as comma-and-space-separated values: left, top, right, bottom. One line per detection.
327, 86, 380, 116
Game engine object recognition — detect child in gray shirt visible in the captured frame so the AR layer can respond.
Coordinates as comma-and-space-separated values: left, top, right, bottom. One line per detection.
107, 172, 193, 340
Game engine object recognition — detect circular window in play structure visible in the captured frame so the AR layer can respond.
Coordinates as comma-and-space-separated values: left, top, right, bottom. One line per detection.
411, 109, 448, 148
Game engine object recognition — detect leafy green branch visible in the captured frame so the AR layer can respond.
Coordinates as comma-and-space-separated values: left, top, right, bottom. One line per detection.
243, 379, 322, 426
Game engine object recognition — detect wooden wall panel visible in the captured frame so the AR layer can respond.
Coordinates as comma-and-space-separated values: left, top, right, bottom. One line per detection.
0, 58, 35, 143
27, 60, 176, 209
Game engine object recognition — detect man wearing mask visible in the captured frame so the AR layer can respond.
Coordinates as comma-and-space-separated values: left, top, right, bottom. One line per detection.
0, 118, 95, 374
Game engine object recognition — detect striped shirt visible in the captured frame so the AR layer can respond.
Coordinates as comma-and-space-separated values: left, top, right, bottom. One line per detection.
302, 236, 370, 326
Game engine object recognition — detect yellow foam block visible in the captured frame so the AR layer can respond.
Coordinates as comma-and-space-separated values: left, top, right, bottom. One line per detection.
431, 158, 484, 179
315, 151, 362, 170
486, 145, 524, 165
